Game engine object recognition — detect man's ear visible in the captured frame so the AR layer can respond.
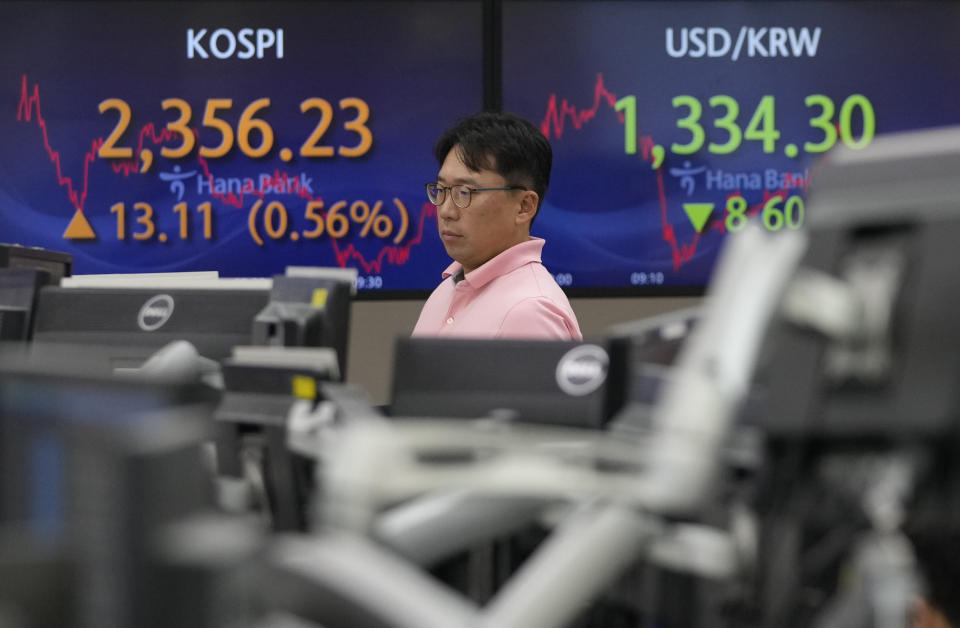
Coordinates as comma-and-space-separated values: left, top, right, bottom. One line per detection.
516, 190, 539, 226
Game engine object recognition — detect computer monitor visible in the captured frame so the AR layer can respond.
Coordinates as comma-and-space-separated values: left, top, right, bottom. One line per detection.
606, 307, 701, 408
0, 267, 60, 341
389, 337, 618, 429
252, 275, 353, 378
1, 2, 483, 294
0, 355, 214, 628
31, 280, 272, 367
0, 354, 214, 526
213, 345, 340, 532
502, 1, 960, 296
756, 125, 960, 437
31, 271, 354, 374
0, 244, 72, 282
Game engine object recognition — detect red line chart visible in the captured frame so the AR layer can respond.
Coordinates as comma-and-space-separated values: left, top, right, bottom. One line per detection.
15, 75, 434, 274
539, 73, 799, 271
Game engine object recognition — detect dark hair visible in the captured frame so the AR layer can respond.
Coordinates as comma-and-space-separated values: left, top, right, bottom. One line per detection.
434, 111, 552, 215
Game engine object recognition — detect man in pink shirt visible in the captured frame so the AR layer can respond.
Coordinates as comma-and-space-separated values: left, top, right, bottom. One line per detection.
413, 112, 581, 340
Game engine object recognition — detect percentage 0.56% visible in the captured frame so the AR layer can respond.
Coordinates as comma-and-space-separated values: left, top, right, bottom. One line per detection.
107, 198, 409, 246
247, 198, 410, 246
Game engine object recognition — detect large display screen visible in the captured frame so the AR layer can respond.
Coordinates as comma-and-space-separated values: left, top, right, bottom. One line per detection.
503, 0, 960, 293
1, 1, 482, 295
4, 2, 960, 296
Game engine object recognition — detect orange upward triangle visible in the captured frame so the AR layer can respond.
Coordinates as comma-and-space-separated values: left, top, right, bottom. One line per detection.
63, 211, 96, 240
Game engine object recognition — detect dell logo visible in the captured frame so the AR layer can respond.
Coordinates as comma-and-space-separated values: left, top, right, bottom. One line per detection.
556, 344, 609, 396
138, 295, 175, 331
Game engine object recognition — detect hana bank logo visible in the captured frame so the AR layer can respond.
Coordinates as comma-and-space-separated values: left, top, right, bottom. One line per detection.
138, 294, 175, 331
555, 344, 609, 397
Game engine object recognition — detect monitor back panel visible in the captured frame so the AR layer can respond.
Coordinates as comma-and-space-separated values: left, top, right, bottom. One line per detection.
32, 287, 270, 362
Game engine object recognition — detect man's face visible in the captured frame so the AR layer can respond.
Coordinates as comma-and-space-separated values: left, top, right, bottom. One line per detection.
435, 146, 528, 274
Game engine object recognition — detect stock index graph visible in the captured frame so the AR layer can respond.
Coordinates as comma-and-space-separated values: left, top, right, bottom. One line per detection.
15, 75, 441, 278
538, 72, 807, 274
5, 2, 960, 295
1, 1, 481, 293
504, 0, 960, 292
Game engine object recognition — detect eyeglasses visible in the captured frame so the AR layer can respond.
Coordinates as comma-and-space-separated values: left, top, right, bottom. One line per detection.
425, 182, 527, 209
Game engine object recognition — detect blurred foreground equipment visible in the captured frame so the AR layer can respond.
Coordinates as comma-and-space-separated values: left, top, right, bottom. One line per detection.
5, 126, 960, 627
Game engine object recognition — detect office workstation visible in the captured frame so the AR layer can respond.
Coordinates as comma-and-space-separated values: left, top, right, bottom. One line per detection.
2, 1, 960, 627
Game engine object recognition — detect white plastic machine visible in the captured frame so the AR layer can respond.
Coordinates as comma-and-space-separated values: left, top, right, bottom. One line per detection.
263, 126, 960, 628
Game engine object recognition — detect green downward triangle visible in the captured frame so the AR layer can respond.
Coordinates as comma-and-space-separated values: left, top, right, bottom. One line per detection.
682, 203, 714, 233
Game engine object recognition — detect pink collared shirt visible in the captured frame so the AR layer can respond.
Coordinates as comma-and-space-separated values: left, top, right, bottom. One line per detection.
412, 238, 582, 340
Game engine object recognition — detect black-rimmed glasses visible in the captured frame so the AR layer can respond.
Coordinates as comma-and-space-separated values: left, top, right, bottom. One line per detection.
425, 182, 527, 209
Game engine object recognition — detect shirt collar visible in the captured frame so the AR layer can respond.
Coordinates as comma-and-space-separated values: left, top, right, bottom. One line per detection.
442, 238, 545, 289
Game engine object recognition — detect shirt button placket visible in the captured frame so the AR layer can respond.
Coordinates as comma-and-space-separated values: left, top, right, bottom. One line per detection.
444, 281, 470, 331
